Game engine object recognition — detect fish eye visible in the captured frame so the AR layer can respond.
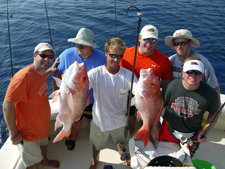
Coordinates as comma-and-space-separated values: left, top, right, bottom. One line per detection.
151, 83, 154, 86
83, 77, 86, 80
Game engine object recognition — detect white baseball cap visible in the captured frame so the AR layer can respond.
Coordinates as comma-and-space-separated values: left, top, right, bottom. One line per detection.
183, 60, 204, 73
140, 25, 158, 39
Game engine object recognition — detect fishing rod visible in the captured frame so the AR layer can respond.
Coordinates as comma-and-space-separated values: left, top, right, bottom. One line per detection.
7, 0, 14, 77
191, 101, 225, 156
44, 0, 53, 47
120, 5, 141, 162
114, 0, 117, 37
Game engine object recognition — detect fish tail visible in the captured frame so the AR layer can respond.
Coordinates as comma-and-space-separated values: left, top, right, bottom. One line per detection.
133, 125, 150, 147
53, 130, 71, 143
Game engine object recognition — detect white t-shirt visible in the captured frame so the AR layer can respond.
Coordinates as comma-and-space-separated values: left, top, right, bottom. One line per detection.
88, 65, 138, 132
169, 52, 219, 88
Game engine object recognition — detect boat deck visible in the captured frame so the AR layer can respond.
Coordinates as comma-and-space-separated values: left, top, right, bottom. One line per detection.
42, 120, 225, 169
1, 113, 225, 169
40, 119, 133, 169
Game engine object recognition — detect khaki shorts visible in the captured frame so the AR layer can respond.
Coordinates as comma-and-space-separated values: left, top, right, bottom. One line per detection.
16, 137, 49, 167
90, 121, 129, 150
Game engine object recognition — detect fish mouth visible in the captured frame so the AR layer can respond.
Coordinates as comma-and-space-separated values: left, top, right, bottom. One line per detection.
140, 68, 153, 79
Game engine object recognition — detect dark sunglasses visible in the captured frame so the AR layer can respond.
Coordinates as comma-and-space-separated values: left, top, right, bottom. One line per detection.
75, 44, 87, 49
173, 40, 191, 46
185, 70, 202, 75
109, 53, 123, 59
38, 53, 54, 59
143, 38, 157, 43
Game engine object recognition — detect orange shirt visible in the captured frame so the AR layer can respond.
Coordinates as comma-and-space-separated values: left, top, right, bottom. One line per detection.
4, 66, 50, 141
120, 46, 172, 80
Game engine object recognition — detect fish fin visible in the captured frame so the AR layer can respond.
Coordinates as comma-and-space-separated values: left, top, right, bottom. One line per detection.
152, 102, 164, 124
131, 97, 136, 106
133, 125, 150, 147
50, 91, 60, 103
53, 77, 62, 87
53, 130, 71, 143
137, 111, 142, 121
75, 114, 83, 122
54, 114, 63, 131
67, 91, 74, 111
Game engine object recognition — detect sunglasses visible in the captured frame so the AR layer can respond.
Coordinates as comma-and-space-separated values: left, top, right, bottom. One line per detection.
75, 44, 87, 49
109, 53, 123, 59
173, 40, 191, 46
185, 70, 202, 75
38, 53, 54, 59
143, 38, 157, 43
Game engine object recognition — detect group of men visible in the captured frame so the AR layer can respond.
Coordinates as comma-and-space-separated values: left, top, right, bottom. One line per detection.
3, 24, 220, 169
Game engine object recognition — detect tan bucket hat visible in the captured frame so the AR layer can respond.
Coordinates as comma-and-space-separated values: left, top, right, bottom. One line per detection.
165, 29, 200, 50
68, 28, 99, 48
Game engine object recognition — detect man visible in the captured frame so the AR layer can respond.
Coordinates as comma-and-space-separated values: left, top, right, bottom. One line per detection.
165, 29, 220, 101
88, 38, 138, 169
53, 28, 106, 150
3, 43, 60, 169
155, 57, 220, 152
120, 24, 172, 134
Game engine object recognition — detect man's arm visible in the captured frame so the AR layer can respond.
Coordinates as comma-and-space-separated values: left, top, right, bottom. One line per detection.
214, 86, 221, 104
198, 109, 221, 143
53, 73, 61, 91
46, 57, 60, 78
3, 100, 22, 144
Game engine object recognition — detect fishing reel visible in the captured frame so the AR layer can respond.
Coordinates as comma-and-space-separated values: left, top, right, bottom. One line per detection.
120, 147, 130, 161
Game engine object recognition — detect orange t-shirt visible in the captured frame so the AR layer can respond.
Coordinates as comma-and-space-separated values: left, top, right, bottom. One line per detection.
4, 66, 51, 141
120, 46, 172, 80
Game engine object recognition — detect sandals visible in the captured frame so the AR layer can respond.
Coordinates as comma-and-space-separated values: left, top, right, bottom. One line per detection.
65, 139, 75, 150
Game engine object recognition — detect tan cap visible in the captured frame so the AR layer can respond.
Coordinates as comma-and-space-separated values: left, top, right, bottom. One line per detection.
34, 43, 56, 54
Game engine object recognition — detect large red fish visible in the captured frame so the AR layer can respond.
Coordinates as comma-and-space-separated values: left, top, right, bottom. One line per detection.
131, 68, 163, 147
50, 61, 89, 143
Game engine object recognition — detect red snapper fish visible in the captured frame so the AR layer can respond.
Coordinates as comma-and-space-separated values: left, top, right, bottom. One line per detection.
50, 61, 89, 143
131, 68, 163, 147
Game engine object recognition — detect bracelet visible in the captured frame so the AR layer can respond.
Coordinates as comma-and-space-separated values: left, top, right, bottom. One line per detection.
11, 132, 19, 140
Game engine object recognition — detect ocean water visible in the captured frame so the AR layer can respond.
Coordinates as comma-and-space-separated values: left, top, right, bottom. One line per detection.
0, 0, 224, 148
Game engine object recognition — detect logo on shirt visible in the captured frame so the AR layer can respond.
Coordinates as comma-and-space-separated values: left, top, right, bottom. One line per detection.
38, 82, 49, 96
171, 97, 200, 118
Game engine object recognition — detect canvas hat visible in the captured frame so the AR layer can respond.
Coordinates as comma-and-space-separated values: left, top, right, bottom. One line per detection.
140, 25, 158, 39
183, 60, 204, 73
68, 28, 99, 48
34, 42, 56, 54
165, 29, 200, 50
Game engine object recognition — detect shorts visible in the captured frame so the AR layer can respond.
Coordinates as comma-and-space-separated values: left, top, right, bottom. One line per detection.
16, 137, 50, 167
76, 104, 93, 122
90, 121, 129, 150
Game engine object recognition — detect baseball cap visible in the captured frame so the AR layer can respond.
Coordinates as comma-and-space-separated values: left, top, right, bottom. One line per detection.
140, 25, 158, 39
34, 43, 55, 54
183, 60, 204, 73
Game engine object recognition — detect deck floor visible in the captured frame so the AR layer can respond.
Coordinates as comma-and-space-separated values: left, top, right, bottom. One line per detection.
39, 127, 131, 169
38, 120, 225, 169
